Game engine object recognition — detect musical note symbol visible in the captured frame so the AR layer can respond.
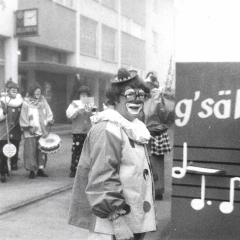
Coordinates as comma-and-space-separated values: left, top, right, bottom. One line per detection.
172, 142, 188, 178
191, 175, 205, 210
219, 177, 240, 214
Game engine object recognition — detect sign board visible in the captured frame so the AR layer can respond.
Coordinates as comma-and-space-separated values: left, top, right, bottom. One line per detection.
15, 9, 38, 37
3, 143, 16, 158
171, 63, 240, 240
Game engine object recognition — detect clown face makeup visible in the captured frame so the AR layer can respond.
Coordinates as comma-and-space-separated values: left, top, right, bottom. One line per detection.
9, 88, 18, 99
34, 88, 41, 99
115, 88, 146, 121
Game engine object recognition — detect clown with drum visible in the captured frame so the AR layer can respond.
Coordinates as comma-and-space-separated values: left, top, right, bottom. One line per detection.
20, 82, 54, 179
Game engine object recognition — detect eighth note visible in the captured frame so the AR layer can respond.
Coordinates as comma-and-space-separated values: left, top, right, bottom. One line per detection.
219, 177, 240, 214
172, 142, 187, 179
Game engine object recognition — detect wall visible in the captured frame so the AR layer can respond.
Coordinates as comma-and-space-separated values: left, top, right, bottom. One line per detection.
19, 0, 76, 52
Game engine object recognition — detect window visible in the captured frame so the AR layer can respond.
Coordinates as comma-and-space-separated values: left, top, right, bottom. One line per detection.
153, 31, 158, 52
80, 16, 98, 57
102, 0, 116, 10
52, 0, 74, 8
121, 33, 145, 69
102, 25, 116, 62
121, 0, 146, 26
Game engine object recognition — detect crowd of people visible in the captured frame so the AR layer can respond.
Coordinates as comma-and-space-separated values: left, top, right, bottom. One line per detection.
0, 68, 173, 239
0, 81, 53, 182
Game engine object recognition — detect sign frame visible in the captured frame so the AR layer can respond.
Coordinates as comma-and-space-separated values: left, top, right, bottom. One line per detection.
15, 8, 39, 37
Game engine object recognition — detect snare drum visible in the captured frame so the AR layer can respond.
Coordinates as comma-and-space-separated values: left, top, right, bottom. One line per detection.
38, 133, 61, 154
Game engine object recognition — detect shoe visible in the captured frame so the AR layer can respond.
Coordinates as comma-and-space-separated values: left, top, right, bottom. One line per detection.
155, 189, 163, 200
12, 165, 18, 171
37, 169, 48, 177
69, 171, 76, 178
29, 171, 35, 179
1, 174, 6, 183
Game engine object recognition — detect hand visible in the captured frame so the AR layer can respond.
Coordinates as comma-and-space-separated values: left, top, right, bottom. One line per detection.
41, 132, 49, 138
48, 119, 54, 126
78, 106, 85, 113
112, 216, 134, 240
29, 126, 38, 135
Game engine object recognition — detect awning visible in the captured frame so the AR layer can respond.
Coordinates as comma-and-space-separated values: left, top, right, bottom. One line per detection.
19, 61, 84, 74
18, 61, 113, 78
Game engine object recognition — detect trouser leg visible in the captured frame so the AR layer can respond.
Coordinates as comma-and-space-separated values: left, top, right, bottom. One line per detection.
70, 134, 86, 173
150, 154, 165, 195
10, 140, 20, 168
0, 140, 8, 175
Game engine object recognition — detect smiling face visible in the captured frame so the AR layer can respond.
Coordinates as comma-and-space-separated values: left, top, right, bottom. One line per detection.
9, 88, 18, 99
115, 87, 145, 121
33, 88, 41, 99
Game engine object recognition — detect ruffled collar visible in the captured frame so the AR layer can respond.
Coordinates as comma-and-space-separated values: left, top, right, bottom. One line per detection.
0, 93, 23, 107
90, 109, 151, 144
24, 96, 44, 107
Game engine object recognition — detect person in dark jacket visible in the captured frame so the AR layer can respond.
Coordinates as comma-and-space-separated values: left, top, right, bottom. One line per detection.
0, 81, 23, 182
143, 72, 172, 200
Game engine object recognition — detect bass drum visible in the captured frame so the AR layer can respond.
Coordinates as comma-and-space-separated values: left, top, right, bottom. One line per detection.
38, 133, 61, 154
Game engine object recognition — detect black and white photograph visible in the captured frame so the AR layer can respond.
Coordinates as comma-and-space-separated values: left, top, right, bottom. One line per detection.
0, 0, 239, 239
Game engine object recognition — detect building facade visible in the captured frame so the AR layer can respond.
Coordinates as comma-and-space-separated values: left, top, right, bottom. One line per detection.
0, 0, 18, 91
16, 0, 174, 123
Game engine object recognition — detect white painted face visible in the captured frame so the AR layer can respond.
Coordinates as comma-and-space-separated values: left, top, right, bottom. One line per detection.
34, 88, 41, 99
115, 88, 145, 121
9, 88, 18, 99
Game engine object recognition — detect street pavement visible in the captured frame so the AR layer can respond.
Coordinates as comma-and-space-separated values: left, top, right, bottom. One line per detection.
0, 124, 173, 240
0, 124, 73, 215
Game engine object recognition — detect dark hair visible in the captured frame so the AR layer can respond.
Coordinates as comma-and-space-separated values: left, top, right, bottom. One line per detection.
106, 75, 150, 105
28, 82, 42, 97
78, 86, 91, 96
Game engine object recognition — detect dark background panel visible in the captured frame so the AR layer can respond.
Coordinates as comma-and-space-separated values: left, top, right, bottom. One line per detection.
173, 147, 240, 164
171, 198, 240, 240
174, 63, 240, 149
172, 185, 240, 202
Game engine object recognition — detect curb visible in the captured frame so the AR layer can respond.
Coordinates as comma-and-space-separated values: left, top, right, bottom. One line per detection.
0, 184, 73, 216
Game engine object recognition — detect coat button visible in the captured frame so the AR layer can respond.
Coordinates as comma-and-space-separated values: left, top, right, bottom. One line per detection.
143, 201, 151, 212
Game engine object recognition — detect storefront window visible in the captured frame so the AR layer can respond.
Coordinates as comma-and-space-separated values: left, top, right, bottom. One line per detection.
36, 47, 67, 64
18, 46, 28, 61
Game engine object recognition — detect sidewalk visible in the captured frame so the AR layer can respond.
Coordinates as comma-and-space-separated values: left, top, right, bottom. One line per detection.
0, 124, 73, 215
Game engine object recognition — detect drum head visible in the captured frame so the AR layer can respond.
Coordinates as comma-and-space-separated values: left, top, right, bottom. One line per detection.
39, 133, 61, 154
